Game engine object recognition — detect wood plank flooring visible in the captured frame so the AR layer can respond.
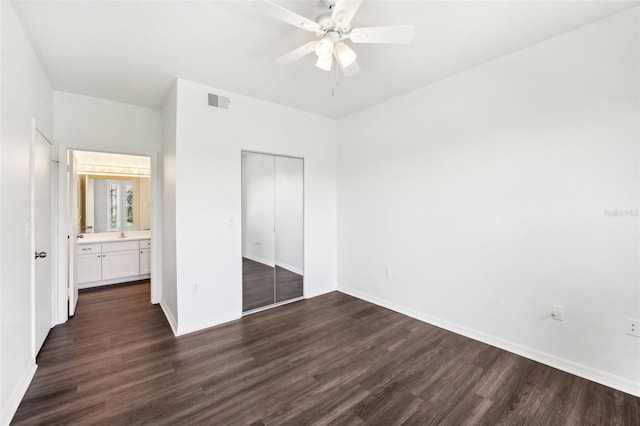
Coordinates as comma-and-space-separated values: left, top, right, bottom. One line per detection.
13, 281, 640, 425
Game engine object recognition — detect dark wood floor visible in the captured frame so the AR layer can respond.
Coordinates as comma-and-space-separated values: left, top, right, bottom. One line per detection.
13, 282, 640, 425
242, 257, 303, 311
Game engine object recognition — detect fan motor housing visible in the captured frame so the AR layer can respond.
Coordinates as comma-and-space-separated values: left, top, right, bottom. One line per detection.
316, 11, 334, 29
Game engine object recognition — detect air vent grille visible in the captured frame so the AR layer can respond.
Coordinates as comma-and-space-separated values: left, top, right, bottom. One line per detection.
207, 93, 231, 110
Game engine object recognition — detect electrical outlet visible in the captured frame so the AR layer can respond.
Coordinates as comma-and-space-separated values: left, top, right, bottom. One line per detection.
626, 318, 640, 337
551, 304, 564, 321
192, 283, 199, 294
384, 267, 392, 278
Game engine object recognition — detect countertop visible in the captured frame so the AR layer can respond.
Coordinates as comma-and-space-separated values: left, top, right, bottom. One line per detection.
77, 231, 151, 245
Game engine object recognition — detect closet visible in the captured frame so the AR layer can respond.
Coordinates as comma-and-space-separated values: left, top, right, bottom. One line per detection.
241, 151, 304, 312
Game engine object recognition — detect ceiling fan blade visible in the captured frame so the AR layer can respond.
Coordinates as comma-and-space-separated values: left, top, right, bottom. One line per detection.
334, 51, 360, 77
331, 0, 363, 31
349, 25, 416, 44
253, 0, 322, 34
276, 41, 318, 64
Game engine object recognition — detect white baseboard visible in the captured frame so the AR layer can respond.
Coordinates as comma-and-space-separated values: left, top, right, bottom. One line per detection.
304, 287, 335, 299
338, 285, 640, 397
243, 254, 274, 267
159, 299, 178, 336
243, 255, 303, 275
275, 261, 303, 276
78, 274, 151, 289
1, 362, 37, 426
176, 311, 240, 337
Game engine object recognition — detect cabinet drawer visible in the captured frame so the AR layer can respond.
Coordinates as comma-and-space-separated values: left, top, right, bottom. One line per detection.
139, 239, 151, 249
77, 243, 101, 254
102, 240, 139, 253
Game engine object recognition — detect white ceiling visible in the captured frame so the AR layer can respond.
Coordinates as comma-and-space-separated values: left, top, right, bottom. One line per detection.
14, 0, 638, 118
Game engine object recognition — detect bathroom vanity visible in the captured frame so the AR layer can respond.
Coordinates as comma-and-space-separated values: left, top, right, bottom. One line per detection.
76, 231, 151, 288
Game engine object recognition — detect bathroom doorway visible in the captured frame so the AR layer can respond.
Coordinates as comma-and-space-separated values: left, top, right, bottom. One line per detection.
66, 149, 153, 316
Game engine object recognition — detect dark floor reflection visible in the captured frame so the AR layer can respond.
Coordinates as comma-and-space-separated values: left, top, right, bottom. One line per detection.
242, 258, 303, 312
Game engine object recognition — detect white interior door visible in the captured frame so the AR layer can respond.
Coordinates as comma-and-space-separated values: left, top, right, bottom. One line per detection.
68, 151, 79, 316
33, 129, 52, 355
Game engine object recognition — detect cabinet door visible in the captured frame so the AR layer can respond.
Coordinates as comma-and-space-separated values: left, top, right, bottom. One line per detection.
77, 253, 102, 284
102, 250, 140, 280
139, 248, 151, 275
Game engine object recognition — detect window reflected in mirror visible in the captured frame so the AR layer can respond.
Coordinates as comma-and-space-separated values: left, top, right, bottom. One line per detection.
109, 183, 118, 230
73, 150, 152, 234
79, 177, 150, 233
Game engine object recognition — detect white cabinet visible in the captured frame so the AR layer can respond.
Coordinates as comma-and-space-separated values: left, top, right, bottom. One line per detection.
139, 239, 151, 275
102, 250, 140, 280
77, 253, 102, 284
76, 239, 150, 287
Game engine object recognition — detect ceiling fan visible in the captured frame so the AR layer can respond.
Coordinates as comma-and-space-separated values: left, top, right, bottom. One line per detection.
253, 0, 416, 76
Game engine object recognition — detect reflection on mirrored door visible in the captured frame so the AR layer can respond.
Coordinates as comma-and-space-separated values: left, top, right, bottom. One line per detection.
274, 156, 303, 303
242, 151, 304, 313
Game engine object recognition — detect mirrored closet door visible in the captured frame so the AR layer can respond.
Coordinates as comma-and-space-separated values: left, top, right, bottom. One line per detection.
242, 151, 303, 313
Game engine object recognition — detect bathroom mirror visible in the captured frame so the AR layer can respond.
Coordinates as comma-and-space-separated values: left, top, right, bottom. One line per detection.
78, 176, 151, 233
242, 151, 303, 312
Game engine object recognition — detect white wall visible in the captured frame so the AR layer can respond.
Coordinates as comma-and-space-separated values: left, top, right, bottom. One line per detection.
242, 152, 276, 266
173, 78, 337, 334
337, 8, 640, 396
160, 82, 178, 332
53, 91, 164, 313
53, 91, 161, 151
0, 1, 53, 423
275, 156, 304, 274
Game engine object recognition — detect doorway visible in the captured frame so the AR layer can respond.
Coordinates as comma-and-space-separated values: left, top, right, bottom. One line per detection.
65, 149, 154, 317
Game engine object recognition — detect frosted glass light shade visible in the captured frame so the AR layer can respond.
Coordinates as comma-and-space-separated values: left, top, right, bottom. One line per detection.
315, 55, 333, 71
334, 42, 357, 68
315, 37, 334, 58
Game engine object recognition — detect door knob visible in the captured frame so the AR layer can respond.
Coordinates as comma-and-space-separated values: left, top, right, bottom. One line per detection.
35, 251, 47, 259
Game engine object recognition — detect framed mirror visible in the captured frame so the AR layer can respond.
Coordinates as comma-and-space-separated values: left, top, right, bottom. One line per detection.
241, 151, 304, 313
78, 175, 151, 233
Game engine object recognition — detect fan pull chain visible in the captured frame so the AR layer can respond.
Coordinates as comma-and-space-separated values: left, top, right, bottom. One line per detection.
331, 61, 340, 97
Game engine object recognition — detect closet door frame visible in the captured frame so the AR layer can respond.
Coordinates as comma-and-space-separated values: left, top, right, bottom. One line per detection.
241, 150, 304, 315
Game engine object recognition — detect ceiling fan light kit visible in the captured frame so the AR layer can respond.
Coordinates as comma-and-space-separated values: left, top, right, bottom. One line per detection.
315, 36, 335, 58
254, 0, 415, 76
